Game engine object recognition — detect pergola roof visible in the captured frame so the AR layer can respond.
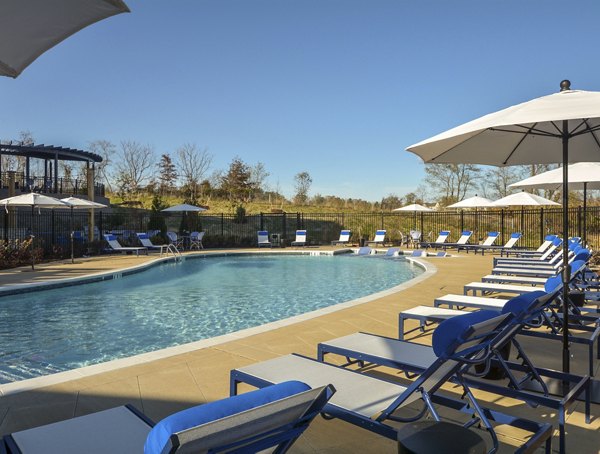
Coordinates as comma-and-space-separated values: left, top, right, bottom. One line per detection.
0, 142, 102, 163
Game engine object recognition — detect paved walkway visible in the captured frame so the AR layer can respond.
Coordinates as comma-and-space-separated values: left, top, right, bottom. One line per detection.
0, 249, 597, 453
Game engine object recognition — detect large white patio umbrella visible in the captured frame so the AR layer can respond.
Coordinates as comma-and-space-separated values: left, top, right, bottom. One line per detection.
0, 0, 130, 78
62, 197, 108, 263
447, 195, 495, 209
509, 162, 600, 244
407, 80, 600, 374
491, 191, 560, 207
0, 193, 70, 269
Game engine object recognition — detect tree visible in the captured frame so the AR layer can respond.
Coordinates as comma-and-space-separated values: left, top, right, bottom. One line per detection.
114, 141, 155, 196
424, 163, 480, 205
220, 157, 254, 205
381, 194, 403, 210
177, 143, 213, 203
480, 166, 521, 199
88, 140, 116, 192
249, 162, 270, 200
157, 153, 177, 196
293, 171, 312, 205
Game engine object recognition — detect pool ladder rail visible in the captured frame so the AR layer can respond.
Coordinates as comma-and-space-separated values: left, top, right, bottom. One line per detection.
164, 244, 183, 261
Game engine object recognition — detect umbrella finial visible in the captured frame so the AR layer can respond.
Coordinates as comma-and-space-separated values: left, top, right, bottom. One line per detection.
560, 80, 571, 91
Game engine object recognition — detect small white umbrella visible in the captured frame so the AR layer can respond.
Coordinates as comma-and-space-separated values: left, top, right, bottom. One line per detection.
161, 204, 207, 213
509, 162, 600, 243
393, 203, 432, 212
491, 191, 560, 207
0, 0, 130, 78
0, 193, 70, 270
393, 203, 432, 232
61, 197, 108, 263
447, 195, 495, 209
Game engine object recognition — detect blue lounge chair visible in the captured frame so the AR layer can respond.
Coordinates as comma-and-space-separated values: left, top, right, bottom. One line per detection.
318, 291, 589, 453
3, 381, 334, 454
440, 230, 472, 250
472, 232, 521, 255
457, 231, 499, 253
291, 230, 307, 247
231, 311, 553, 454
502, 234, 557, 257
257, 230, 272, 248
104, 234, 148, 256
331, 229, 351, 246
420, 230, 450, 249
356, 246, 372, 256
365, 230, 386, 247
136, 233, 167, 254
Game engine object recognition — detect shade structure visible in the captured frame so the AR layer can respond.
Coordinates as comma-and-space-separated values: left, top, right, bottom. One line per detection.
0, 193, 70, 270
161, 204, 207, 213
509, 162, 600, 244
491, 191, 560, 207
447, 196, 494, 209
393, 203, 432, 212
407, 80, 600, 374
0, 0, 130, 78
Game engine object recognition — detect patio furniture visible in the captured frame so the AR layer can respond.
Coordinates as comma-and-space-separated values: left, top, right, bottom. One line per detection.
103, 234, 147, 256
189, 231, 205, 250
290, 230, 307, 247
167, 231, 184, 250
257, 230, 272, 248
331, 230, 351, 246
365, 230, 386, 247
136, 233, 167, 254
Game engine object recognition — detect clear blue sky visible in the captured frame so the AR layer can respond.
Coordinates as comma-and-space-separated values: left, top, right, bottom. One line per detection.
1, 0, 599, 201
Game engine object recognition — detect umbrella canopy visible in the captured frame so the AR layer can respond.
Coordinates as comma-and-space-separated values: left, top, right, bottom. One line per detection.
162, 203, 207, 213
509, 162, 600, 191
447, 195, 495, 209
491, 191, 560, 207
393, 203, 432, 212
0, 192, 69, 209
0, 0, 130, 78
61, 196, 107, 209
406, 80, 600, 374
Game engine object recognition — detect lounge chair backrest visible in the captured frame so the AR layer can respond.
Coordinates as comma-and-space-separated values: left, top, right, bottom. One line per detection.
104, 234, 123, 250
295, 230, 307, 241
481, 232, 499, 246
338, 230, 351, 241
136, 233, 154, 248
456, 231, 472, 245
357, 247, 372, 256
536, 235, 556, 252
411, 250, 425, 257
373, 230, 386, 242
379, 311, 509, 418
540, 239, 561, 260
145, 381, 334, 454
385, 247, 399, 257
502, 232, 521, 248
434, 231, 450, 243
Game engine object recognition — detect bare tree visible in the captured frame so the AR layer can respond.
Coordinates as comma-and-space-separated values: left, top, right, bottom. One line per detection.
293, 171, 312, 205
114, 141, 155, 196
424, 163, 480, 205
177, 143, 213, 202
480, 166, 521, 199
88, 140, 116, 192
249, 162, 270, 200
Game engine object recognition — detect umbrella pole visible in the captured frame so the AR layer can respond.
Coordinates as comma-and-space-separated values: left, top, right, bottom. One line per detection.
30, 205, 35, 271
70, 206, 74, 264
583, 182, 587, 246
561, 121, 570, 375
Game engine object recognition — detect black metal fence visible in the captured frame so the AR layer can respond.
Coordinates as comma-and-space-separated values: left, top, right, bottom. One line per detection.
1, 207, 598, 257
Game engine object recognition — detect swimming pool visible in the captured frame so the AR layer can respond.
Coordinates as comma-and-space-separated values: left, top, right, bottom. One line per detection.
0, 254, 423, 383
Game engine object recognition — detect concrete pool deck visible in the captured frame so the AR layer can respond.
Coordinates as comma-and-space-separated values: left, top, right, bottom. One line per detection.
0, 248, 597, 452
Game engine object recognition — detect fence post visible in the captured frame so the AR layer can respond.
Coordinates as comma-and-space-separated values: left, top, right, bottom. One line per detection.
221, 213, 224, 238
381, 211, 384, 230
539, 208, 544, 244
283, 212, 287, 240
460, 210, 464, 233
577, 206, 582, 240
501, 209, 505, 244
420, 212, 424, 235
260, 212, 264, 231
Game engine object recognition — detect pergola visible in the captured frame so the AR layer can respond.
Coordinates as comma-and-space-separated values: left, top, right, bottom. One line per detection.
0, 142, 102, 193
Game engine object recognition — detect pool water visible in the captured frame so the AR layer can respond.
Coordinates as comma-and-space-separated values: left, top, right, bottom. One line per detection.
0, 254, 422, 383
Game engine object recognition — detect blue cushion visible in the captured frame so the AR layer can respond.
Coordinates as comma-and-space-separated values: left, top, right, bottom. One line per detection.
544, 275, 563, 293
432, 310, 499, 358
258, 231, 268, 235
573, 249, 590, 262
552, 237, 563, 246
376, 230, 385, 235
138, 233, 149, 239
440, 231, 450, 235
570, 260, 587, 276
105, 234, 116, 241
489, 232, 499, 237
144, 381, 310, 454
511, 232, 521, 238
341, 230, 350, 235
545, 235, 556, 241
461, 231, 471, 236
501, 291, 546, 317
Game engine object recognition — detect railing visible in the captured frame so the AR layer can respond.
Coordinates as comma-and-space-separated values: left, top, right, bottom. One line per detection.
1, 207, 597, 261
0, 172, 105, 197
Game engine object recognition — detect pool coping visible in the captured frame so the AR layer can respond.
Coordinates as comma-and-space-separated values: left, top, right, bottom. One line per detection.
0, 253, 436, 396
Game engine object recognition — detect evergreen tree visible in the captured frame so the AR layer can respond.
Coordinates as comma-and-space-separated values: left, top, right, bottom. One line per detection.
157, 153, 178, 196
